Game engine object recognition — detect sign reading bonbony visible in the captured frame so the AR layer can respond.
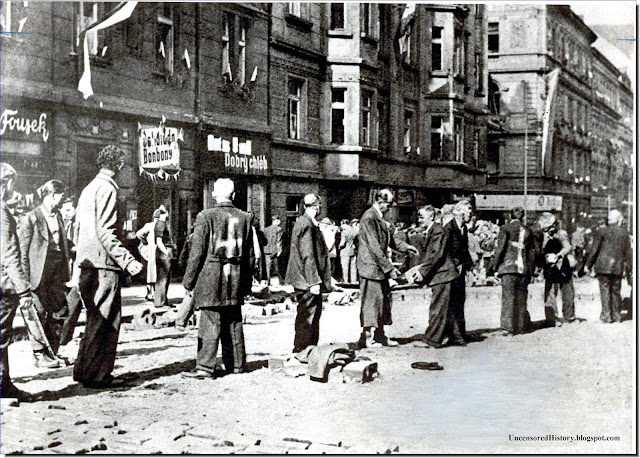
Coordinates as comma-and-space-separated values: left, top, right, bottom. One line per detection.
139, 124, 183, 181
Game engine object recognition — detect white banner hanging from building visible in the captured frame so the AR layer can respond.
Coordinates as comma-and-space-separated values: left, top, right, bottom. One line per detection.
138, 122, 182, 181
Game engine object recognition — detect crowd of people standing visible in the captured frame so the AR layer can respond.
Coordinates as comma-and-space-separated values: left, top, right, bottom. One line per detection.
0, 144, 633, 399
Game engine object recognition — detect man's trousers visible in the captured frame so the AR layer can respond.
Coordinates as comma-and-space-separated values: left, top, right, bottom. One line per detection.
499, 274, 529, 334
196, 307, 245, 374
423, 281, 464, 344
597, 275, 623, 323
449, 274, 467, 338
154, 255, 171, 308
293, 289, 323, 353
73, 268, 121, 384
544, 279, 575, 322
340, 256, 357, 283
0, 294, 19, 386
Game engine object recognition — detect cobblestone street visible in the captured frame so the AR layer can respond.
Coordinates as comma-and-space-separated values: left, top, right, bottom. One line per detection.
0, 278, 634, 454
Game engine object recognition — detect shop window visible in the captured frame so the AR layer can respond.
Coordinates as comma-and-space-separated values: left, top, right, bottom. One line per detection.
288, 78, 304, 140
156, 3, 175, 77
403, 109, 413, 154
488, 22, 499, 54
330, 3, 344, 30
361, 91, 373, 147
331, 88, 346, 145
431, 116, 444, 160
432, 26, 442, 71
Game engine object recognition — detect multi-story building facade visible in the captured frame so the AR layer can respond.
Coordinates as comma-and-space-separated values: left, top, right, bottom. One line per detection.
482, 4, 633, 229
1, 2, 493, 249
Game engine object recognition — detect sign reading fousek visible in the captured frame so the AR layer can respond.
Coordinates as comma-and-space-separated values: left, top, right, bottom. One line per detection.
0, 109, 49, 142
208, 134, 268, 175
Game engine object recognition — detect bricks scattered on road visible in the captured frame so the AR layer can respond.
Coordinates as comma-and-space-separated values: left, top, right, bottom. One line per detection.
342, 360, 379, 383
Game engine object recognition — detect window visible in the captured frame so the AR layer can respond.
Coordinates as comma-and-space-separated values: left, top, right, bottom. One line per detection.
404, 110, 413, 154
361, 3, 378, 38
156, 4, 175, 76
454, 32, 466, 77
489, 80, 501, 115
474, 53, 484, 93
330, 3, 344, 30
77, 2, 99, 55
1, 1, 12, 33
487, 141, 499, 173
331, 88, 346, 145
377, 101, 387, 153
288, 78, 303, 140
222, 14, 230, 78
431, 116, 444, 160
488, 22, 499, 54
287, 3, 301, 16
454, 117, 464, 162
473, 130, 480, 167
238, 19, 246, 86
361, 91, 373, 147
432, 27, 442, 71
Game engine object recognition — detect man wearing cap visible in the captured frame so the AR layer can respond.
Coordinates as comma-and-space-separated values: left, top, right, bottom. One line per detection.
285, 194, 332, 355
182, 178, 254, 379
357, 189, 418, 348
263, 215, 283, 285
585, 209, 632, 323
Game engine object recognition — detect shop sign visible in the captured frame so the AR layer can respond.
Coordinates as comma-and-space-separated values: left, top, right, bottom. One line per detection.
475, 194, 563, 211
396, 189, 415, 206
0, 108, 49, 142
138, 123, 182, 181
591, 196, 616, 209
207, 134, 269, 176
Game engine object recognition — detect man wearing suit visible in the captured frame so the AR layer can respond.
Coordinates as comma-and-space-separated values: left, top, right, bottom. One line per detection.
487, 207, 533, 336
263, 215, 283, 285
1, 163, 37, 401
444, 200, 474, 340
285, 194, 332, 354
585, 209, 632, 323
182, 179, 254, 379
20, 180, 71, 368
357, 189, 418, 348
339, 219, 358, 283
406, 205, 463, 347
73, 145, 143, 388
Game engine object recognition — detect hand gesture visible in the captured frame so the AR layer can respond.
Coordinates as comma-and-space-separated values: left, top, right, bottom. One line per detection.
390, 268, 401, 280
405, 267, 423, 284
310, 284, 321, 295
406, 244, 419, 256
127, 260, 144, 276
18, 294, 34, 311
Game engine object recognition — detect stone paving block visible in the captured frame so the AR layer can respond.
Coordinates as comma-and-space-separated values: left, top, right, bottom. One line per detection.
268, 355, 290, 372
342, 360, 379, 383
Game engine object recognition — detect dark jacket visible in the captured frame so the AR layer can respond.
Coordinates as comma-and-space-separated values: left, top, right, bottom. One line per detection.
263, 223, 283, 255
586, 225, 632, 278
542, 229, 573, 281
285, 213, 331, 291
183, 202, 254, 308
444, 218, 473, 274
415, 223, 457, 286
19, 205, 71, 289
1, 202, 31, 296
356, 206, 410, 280
488, 219, 532, 278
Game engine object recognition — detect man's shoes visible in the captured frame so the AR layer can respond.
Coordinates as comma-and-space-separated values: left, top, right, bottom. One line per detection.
1, 382, 36, 402
230, 368, 245, 374
181, 369, 215, 380
145, 295, 154, 302
56, 354, 75, 366
33, 353, 61, 369
361, 338, 382, 349
375, 336, 399, 347
448, 339, 467, 347
82, 374, 126, 389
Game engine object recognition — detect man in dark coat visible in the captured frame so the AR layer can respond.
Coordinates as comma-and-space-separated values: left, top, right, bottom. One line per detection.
357, 189, 418, 348
263, 215, 283, 285
585, 209, 632, 323
182, 178, 254, 379
20, 180, 71, 368
406, 205, 463, 347
1, 163, 36, 401
443, 200, 474, 340
487, 207, 533, 336
285, 194, 332, 354
73, 146, 143, 389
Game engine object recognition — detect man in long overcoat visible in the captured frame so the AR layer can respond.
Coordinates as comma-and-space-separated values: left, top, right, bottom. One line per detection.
285, 194, 332, 354
406, 205, 463, 347
487, 207, 534, 335
585, 209, 633, 323
73, 145, 143, 388
357, 189, 417, 348
20, 179, 71, 367
263, 215, 283, 284
182, 178, 254, 379
1, 163, 36, 401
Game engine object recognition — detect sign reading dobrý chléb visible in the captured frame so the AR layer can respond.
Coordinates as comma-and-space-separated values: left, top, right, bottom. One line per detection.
207, 134, 268, 175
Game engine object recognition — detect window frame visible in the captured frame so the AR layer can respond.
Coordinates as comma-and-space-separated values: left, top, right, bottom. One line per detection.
454, 117, 464, 163
287, 77, 304, 140
330, 3, 345, 30
403, 109, 414, 154
331, 88, 347, 145
238, 18, 247, 86
430, 116, 444, 160
1, 1, 12, 33
432, 26, 443, 71
361, 91, 374, 147
156, 4, 175, 77
222, 14, 231, 79
488, 22, 499, 54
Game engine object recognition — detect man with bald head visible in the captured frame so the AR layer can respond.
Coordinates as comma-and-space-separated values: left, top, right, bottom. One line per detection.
182, 178, 254, 379
285, 194, 332, 355
357, 189, 418, 348
585, 209, 632, 323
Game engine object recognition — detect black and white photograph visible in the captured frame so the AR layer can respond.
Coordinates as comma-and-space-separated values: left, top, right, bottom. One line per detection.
0, 0, 635, 454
